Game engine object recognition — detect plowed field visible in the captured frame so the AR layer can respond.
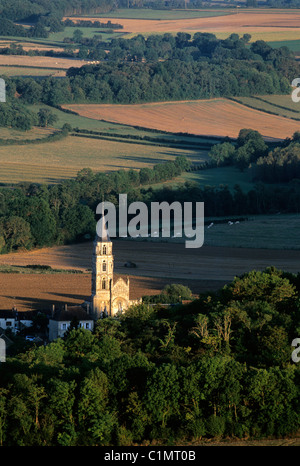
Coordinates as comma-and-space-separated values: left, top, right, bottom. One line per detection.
1, 240, 299, 312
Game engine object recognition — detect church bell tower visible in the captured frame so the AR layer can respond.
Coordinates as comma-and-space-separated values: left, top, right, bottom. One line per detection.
91, 213, 114, 318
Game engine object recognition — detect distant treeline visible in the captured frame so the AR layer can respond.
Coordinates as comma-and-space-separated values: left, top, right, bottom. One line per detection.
63, 18, 123, 29
253, 139, 300, 183
0, 156, 190, 253
0, 0, 114, 23
208, 128, 300, 183
0, 35, 294, 108
1, 138, 300, 255
64, 34, 295, 103
0, 18, 49, 38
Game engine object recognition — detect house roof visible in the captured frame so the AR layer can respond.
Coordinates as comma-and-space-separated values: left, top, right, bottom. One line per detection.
0, 310, 17, 319
51, 306, 93, 322
0, 330, 13, 347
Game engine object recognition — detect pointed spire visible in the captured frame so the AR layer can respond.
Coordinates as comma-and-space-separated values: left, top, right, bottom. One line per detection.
96, 203, 111, 243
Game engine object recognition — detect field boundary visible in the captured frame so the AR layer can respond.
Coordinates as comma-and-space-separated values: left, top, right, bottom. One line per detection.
71, 129, 221, 150
0, 128, 68, 146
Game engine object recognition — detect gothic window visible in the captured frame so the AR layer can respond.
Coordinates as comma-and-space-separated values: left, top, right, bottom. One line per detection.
102, 278, 106, 290
118, 302, 123, 313
103, 245, 107, 255
103, 261, 107, 272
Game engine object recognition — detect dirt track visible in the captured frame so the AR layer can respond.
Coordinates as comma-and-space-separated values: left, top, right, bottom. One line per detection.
0, 240, 299, 312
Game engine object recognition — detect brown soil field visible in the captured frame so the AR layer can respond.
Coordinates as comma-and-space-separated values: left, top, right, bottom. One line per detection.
1, 240, 299, 312
0, 55, 87, 69
66, 12, 300, 34
63, 99, 300, 140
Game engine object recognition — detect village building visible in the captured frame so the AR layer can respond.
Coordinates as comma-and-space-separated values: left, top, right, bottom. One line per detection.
0, 215, 139, 342
48, 305, 94, 341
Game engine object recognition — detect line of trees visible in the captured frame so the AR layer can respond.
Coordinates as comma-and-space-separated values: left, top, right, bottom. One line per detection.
208, 129, 269, 171
0, 0, 115, 23
0, 18, 49, 38
208, 129, 300, 183
0, 100, 38, 131
0, 266, 299, 445
1, 155, 300, 254
253, 139, 300, 183
0, 34, 294, 107
0, 156, 190, 253
63, 18, 123, 29
63, 34, 294, 104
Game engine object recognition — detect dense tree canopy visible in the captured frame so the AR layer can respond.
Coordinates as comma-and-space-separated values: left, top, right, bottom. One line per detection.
0, 34, 293, 107
0, 266, 299, 445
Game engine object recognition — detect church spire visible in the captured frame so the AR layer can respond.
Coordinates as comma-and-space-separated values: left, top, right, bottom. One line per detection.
96, 203, 111, 243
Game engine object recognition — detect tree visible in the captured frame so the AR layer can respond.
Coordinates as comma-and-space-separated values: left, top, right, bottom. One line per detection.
73, 29, 83, 43
46, 378, 77, 446
0, 389, 8, 446
1, 216, 33, 252
24, 198, 57, 247
17, 78, 42, 104
145, 363, 180, 429
208, 142, 236, 166
38, 108, 58, 127
77, 368, 115, 445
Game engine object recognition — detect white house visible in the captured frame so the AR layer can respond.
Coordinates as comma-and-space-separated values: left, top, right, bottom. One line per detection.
0, 310, 18, 334
49, 305, 94, 341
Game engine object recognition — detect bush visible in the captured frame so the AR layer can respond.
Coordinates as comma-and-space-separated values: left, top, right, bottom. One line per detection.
205, 415, 226, 438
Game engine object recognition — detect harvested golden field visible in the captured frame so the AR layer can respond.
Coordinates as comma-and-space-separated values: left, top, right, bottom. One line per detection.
0, 55, 87, 70
0, 133, 204, 184
63, 99, 300, 140
0, 66, 66, 77
0, 240, 300, 311
0, 40, 66, 53
0, 126, 57, 140
66, 12, 300, 36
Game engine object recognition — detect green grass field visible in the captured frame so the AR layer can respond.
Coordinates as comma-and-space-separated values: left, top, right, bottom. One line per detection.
146, 165, 255, 193
267, 39, 300, 52
77, 8, 234, 20
48, 26, 124, 43
181, 166, 255, 192
0, 130, 209, 184
203, 213, 300, 249
214, 30, 300, 43
231, 95, 300, 121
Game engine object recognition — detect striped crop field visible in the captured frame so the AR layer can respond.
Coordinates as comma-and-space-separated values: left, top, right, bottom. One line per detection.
0, 133, 208, 184
63, 98, 300, 141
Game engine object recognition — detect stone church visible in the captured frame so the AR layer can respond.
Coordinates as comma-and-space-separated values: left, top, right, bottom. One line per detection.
86, 214, 138, 318
49, 214, 139, 340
